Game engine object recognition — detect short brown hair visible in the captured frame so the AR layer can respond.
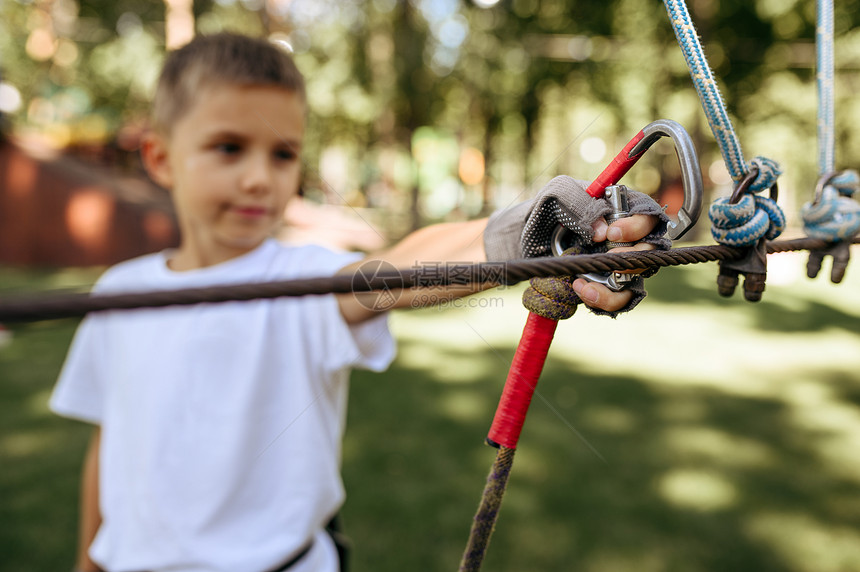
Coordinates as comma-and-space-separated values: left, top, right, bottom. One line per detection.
150, 32, 306, 134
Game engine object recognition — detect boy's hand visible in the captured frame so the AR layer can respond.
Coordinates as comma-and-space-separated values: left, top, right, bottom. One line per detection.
573, 215, 659, 313
483, 175, 671, 316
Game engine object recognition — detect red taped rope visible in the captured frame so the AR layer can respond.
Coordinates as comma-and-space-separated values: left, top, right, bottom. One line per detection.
486, 313, 559, 449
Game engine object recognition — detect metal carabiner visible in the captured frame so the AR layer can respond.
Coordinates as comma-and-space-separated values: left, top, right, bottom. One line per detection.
587, 119, 703, 239
551, 119, 704, 289
729, 166, 779, 204
631, 120, 704, 238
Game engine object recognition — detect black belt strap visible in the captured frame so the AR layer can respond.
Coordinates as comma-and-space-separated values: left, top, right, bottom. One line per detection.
267, 512, 348, 572
267, 539, 314, 572
324, 514, 350, 572
132, 515, 342, 572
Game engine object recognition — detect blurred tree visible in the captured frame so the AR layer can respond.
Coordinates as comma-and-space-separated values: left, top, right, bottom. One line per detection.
3, 0, 860, 232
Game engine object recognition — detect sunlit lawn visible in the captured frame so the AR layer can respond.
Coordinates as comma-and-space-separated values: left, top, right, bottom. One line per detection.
2, 249, 860, 571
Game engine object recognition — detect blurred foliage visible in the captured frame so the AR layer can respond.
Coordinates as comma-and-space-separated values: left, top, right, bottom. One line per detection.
3, 0, 860, 235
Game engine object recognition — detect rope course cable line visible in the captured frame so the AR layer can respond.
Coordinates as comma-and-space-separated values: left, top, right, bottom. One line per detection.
1, 237, 854, 324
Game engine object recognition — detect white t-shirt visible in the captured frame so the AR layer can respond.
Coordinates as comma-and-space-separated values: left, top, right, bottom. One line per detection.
50, 239, 396, 572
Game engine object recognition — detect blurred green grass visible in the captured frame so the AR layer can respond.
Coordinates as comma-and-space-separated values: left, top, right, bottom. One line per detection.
2, 250, 860, 571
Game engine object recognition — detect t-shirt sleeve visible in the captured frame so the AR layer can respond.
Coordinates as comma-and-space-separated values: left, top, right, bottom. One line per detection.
296, 246, 396, 374
49, 313, 106, 424
319, 294, 396, 373
49, 266, 127, 424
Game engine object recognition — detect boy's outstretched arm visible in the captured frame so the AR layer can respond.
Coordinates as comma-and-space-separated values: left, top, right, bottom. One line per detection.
336, 211, 659, 324
337, 218, 490, 324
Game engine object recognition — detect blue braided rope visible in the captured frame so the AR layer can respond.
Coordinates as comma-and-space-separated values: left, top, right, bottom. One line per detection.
801, 1, 860, 245
664, 0, 785, 245
831, 170, 860, 195
710, 194, 785, 247
662, 0, 746, 182
754, 195, 787, 240
817, 0, 835, 174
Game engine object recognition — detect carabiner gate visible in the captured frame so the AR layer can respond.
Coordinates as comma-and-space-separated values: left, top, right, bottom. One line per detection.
551, 119, 705, 289
632, 119, 704, 240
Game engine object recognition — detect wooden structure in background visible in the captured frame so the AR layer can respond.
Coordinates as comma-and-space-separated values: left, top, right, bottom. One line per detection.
0, 138, 179, 268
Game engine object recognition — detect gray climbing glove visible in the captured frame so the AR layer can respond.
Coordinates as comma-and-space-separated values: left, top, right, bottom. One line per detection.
484, 175, 671, 260
483, 175, 671, 316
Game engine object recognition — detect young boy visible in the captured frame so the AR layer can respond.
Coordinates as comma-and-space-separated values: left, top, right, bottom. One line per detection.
51, 33, 665, 572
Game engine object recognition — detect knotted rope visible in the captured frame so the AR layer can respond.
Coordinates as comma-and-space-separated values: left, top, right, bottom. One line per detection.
522, 276, 578, 320
802, 172, 860, 242
662, 0, 787, 302
520, 246, 586, 321
460, 245, 588, 571
709, 192, 786, 247
799, 0, 860, 282
801, 171, 860, 283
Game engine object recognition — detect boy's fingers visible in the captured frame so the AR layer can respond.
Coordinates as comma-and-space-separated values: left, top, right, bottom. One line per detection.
590, 218, 609, 242
605, 214, 658, 243
577, 213, 659, 306
572, 278, 633, 313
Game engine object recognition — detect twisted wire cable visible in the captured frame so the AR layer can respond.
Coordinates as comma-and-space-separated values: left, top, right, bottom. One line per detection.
1, 237, 854, 323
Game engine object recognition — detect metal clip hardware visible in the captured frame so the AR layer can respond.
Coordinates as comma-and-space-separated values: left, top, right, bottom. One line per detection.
716, 168, 777, 302
805, 170, 857, 283
807, 241, 851, 284
576, 185, 638, 289
551, 119, 704, 291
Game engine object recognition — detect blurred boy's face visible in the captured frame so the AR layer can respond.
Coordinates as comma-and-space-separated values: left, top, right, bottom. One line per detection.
146, 84, 305, 270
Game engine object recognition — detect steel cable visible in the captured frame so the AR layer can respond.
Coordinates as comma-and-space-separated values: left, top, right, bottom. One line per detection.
0, 237, 856, 323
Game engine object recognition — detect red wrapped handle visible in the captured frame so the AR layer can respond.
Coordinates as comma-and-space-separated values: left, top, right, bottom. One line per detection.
585, 129, 647, 198
486, 313, 559, 449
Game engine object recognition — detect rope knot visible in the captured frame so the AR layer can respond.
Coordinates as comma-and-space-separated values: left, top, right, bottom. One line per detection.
521, 246, 583, 320
522, 276, 578, 320
708, 157, 785, 248
803, 171, 860, 283
709, 194, 786, 247
745, 156, 782, 192
830, 169, 860, 197
802, 174, 860, 242
709, 157, 784, 301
